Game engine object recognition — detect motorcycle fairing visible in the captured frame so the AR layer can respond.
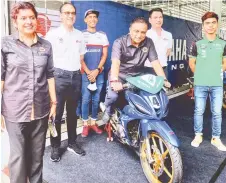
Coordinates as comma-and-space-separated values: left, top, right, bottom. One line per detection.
140, 119, 180, 147
119, 113, 180, 147
126, 74, 164, 94
124, 90, 159, 119
141, 90, 169, 119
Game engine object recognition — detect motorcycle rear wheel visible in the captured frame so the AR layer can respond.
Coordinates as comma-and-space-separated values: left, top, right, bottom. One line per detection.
140, 132, 183, 183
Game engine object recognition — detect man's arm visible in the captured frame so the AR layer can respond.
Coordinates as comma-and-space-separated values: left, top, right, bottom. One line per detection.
110, 39, 123, 91
46, 45, 57, 118
1, 38, 6, 129
1, 81, 4, 94
152, 60, 167, 79
80, 54, 95, 82
223, 45, 226, 71
88, 46, 108, 82
166, 33, 173, 57
98, 34, 109, 70
81, 55, 91, 75
110, 39, 122, 80
189, 57, 196, 73
223, 57, 226, 71
152, 60, 171, 88
166, 49, 171, 57
188, 42, 198, 73
111, 58, 121, 79
98, 46, 108, 69
47, 78, 57, 102
148, 39, 171, 87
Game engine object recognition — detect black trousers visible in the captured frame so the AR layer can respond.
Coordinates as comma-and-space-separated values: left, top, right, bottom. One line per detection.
5, 117, 48, 183
50, 68, 81, 147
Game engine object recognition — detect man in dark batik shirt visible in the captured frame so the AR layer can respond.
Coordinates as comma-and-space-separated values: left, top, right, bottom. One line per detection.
102, 17, 171, 122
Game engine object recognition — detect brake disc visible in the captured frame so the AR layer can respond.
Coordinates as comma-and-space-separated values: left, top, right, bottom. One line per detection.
150, 145, 164, 176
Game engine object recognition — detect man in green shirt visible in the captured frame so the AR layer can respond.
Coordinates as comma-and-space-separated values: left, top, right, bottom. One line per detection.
189, 12, 226, 151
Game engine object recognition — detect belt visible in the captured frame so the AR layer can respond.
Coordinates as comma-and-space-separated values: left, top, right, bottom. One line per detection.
54, 68, 80, 75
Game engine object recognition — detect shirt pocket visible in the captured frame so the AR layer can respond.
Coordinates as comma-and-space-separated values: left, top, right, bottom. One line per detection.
120, 52, 134, 63
34, 55, 48, 68
7, 53, 27, 67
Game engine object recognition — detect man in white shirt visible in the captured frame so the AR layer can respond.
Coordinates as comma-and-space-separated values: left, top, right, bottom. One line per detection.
46, 2, 86, 162
145, 8, 173, 77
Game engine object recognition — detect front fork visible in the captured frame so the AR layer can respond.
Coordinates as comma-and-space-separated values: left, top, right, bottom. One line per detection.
144, 137, 154, 164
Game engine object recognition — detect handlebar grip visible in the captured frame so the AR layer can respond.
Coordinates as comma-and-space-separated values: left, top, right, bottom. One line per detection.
122, 83, 133, 89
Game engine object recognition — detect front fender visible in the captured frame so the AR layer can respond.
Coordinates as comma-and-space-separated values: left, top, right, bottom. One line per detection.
141, 119, 180, 147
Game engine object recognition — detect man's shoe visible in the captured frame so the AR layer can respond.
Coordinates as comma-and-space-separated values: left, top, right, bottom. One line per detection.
211, 138, 226, 151
90, 124, 103, 134
50, 147, 61, 162
191, 134, 203, 147
67, 143, 86, 156
81, 125, 90, 137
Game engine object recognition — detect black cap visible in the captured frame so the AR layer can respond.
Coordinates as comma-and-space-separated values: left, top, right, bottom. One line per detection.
84, 9, 99, 18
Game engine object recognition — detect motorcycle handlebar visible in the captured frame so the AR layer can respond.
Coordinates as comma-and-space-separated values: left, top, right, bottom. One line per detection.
187, 77, 194, 86
122, 83, 133, 89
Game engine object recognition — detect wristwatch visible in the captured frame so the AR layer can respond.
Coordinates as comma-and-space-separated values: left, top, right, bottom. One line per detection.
97, 67, 101, 73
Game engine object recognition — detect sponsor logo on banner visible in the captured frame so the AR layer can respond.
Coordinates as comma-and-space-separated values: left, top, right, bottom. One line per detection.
36, 13, 51, 37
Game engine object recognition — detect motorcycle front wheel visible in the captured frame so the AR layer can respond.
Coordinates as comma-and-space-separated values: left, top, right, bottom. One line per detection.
140, 132, 183, 183
223, 84, 226, 109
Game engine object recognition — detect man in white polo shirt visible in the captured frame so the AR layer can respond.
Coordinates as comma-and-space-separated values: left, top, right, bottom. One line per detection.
145, 8, 172, 77
46, 2, 86, 162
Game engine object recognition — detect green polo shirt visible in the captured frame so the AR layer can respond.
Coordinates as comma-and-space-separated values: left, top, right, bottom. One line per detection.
189, 36, 226, 87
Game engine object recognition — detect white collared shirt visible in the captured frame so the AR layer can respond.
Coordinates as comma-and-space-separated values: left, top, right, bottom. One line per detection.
45, 25, 86, 71
145, 28, 172, 67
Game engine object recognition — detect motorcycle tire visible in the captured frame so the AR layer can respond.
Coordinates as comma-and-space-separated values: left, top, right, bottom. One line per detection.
140, 132, 183, 183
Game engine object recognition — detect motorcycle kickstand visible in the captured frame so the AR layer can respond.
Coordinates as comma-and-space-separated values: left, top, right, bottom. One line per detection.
105, 122, 113, 142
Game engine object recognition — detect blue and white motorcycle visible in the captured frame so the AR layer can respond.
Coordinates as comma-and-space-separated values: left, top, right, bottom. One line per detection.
100, 74, 183, 183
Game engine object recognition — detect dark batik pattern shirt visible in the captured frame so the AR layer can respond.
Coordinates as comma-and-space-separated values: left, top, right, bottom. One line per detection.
111, 34, 158, 81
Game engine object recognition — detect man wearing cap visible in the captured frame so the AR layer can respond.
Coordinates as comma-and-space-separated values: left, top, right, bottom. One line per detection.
145, 8, 172, 77
81, 9, 109, 137
45, 2, 86, 162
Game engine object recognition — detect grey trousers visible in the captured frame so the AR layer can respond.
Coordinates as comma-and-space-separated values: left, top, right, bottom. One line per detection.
5, 117, 48, 183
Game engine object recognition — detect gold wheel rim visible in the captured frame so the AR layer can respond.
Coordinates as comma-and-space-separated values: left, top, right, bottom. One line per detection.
141, 133, 174, 183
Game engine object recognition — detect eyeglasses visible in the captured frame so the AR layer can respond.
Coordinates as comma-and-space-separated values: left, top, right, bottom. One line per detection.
62, 11, 76, 16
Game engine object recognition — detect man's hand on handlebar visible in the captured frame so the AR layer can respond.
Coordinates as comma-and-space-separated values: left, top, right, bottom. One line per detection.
110, 81, 123, 91
164, 80, 171, 88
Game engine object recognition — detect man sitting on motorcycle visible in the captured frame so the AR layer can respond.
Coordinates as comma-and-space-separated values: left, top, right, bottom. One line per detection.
102, 17, 171, 123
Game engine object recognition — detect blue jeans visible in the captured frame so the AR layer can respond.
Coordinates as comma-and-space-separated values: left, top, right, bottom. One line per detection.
81, 81, 103, 121
194, 86, 223, 137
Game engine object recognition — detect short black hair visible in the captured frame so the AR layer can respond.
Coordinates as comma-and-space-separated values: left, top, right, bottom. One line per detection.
130, 17, 148, 28
59, 2, 76, 13
149, 8, 163, 17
